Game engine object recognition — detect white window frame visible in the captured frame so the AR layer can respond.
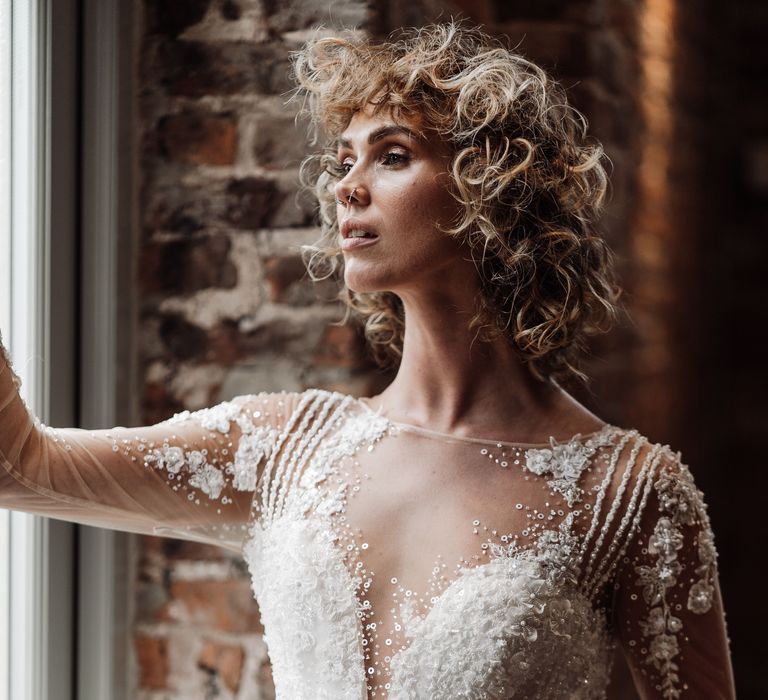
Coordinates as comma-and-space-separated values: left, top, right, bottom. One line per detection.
1, 1, 135, 698
1, 2, 76, 699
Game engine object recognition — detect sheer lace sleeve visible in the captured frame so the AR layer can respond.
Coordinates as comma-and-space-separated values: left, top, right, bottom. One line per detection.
611, 448, 736, 699
0, 337, 298, 553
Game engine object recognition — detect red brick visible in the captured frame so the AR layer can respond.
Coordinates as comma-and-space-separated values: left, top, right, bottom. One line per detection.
134, 635, 169, 689
205, 321, 242, 365
141, 178, 219, 236
493, 0, 599, 24
165, 579, 263, 634
158, 109, 237, 166
220, 1, 241, 21
153, 40, 250, 97
493, 24, 592, 78
264, 0, 362, 34
140, 534, 167, 557
198, 640, 245, 693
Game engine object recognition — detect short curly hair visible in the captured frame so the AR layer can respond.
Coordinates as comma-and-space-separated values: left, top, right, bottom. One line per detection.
290, 20, 623, 386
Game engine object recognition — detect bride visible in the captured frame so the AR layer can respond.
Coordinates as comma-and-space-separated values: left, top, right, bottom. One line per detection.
0, 20, 735, 699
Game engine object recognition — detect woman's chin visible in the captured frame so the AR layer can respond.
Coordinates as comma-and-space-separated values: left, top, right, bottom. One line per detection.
343, 276, 393, 296
343, 266, 394, 295
344, 278, 387, 295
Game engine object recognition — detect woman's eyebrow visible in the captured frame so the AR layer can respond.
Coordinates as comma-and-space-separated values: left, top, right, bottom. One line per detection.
337, 124, 419, 150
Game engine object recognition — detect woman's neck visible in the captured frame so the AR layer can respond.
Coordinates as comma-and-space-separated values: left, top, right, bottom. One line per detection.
367, 287, 583, 440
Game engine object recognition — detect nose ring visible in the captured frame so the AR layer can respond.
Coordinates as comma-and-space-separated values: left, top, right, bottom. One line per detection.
336, 187, 357, 205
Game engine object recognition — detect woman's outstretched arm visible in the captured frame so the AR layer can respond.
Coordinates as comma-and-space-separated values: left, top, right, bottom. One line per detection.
611, 451, 736, 699
0, 335, 297, 553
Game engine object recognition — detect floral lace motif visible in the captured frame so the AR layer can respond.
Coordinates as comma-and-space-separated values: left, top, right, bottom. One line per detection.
295, 411, 392, 519
388, 517, 613, 699
145, 399, 279, 501
144, 445, 224, 499
524, 426, 615, 506
633, 459, 718, 699
233, 426, 279, 491
245, 517, 366, 700
328, 412, 391, 461
166, 398, 260, 435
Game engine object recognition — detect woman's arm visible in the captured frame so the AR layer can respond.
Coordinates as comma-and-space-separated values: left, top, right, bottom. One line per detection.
611, 451, 736, 699
0, 335, 297, 553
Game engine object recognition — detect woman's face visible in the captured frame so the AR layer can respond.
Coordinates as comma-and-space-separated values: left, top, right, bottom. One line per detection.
334, 104, 472, 296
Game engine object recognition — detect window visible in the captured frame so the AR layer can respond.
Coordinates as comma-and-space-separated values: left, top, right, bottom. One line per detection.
0, 1, 76, 699
1, 2, 134, 697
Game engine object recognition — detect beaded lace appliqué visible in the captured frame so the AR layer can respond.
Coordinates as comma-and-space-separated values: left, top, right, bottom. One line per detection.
633, 459, 718, 699
143, 397, 279, 502
524, 426, 615, 506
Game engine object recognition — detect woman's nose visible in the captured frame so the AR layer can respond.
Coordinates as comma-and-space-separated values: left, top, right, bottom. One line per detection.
335, 180, 368, 208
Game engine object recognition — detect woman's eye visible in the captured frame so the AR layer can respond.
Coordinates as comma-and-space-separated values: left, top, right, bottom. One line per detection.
381, 151, 408, 166
328, 150, 408, 177
328, 160, 353, 177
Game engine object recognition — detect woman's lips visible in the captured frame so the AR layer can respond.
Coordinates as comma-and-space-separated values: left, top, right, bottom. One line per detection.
341, 235, 379, 251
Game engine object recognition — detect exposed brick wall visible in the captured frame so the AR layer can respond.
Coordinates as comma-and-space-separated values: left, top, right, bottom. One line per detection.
132, 0, 764, 696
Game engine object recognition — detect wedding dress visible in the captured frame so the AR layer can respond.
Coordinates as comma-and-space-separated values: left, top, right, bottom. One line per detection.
0, 342, 733, 699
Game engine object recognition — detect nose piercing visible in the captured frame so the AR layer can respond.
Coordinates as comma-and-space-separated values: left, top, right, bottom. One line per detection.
336, 187, 357, 206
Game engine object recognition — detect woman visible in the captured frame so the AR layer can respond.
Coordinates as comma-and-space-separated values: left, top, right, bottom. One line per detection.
0, 21, 735, 700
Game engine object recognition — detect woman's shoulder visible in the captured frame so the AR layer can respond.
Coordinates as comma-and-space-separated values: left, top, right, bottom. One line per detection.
588, 425, 713, 560
215, 387, 364, 430
603, 425, 700, 489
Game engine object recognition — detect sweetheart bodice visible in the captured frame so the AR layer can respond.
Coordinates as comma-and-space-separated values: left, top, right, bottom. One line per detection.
246, 514, 613, 699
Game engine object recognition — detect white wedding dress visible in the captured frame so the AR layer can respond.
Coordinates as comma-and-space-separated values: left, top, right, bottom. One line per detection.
0, 343, 734, 698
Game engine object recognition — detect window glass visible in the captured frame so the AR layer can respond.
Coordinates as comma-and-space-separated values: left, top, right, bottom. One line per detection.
0, 2, 56, 698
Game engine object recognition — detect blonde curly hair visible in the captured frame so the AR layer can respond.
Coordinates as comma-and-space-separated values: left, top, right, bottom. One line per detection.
290, 20, 623, 386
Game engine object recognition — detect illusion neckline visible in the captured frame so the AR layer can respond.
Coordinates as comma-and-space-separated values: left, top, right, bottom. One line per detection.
354, 396, 614, 449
